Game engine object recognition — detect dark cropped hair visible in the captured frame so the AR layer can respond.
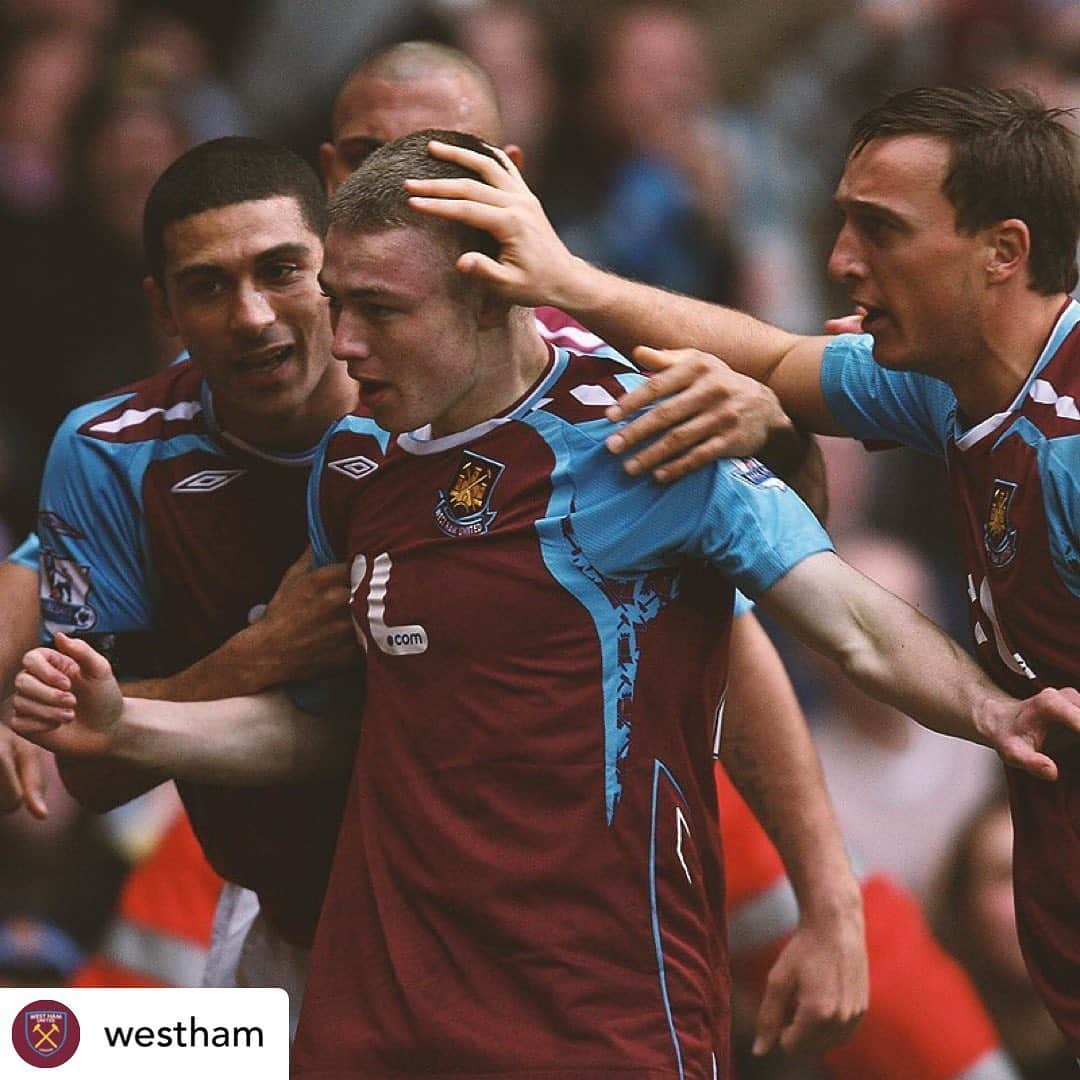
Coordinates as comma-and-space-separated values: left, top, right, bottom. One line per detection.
327, 129, 503, 267
144, 136, 327, 282
849, 86, 1079, 295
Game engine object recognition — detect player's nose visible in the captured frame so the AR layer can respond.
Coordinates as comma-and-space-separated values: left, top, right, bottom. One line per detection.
827, 224, 866, 285
331, 310, 370, 366
229, 281, 276, 335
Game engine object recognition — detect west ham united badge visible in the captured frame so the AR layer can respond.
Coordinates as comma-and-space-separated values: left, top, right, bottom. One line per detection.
12, 1000, 80, 1068
435, 452, 505, 537
984, 479, 1019, 568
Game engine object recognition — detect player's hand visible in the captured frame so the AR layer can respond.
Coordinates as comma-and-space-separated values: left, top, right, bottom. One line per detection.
603, 346, 796, 483
976, 685, 1080, 780
246, 546, 359, 682
405, 140, 584, 309
0, 712, 49, 817
823, 308, 866, 336
11, 634, 123, 758
752, 899, 868, 1058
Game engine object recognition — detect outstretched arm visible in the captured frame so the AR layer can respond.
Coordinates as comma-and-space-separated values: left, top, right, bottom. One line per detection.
722, 611, 866, 1057
759, 552, 1080, 778
58, 547, 359, 808
13, 635, 355, 785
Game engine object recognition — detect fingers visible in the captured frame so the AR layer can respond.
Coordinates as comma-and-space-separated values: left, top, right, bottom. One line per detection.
752, 967, 791, 1056
423, 140, 523, 188
404, 176, 511, 207
53, 633, 113, 681
16, 742, 48, 819
407, 195, 510, 236
456, 251, 516, 287
618, 413, 733, 479
13, 669, 75, 724
21, 647, 76, 690
606, 348, 717, 425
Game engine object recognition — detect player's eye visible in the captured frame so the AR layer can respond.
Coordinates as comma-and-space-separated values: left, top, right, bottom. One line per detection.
263, 263, 300, 284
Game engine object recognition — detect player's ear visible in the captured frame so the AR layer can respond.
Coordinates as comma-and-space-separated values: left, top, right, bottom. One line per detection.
318, 141, 338, 196
143, 275, 179, 338
502, 144, 525, 170
986, 219, 1030, 285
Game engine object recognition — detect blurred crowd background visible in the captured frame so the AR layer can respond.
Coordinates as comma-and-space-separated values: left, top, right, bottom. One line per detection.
1, 0, 1078, 1076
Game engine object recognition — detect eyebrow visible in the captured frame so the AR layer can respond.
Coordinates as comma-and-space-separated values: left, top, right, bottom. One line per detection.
173, 243, 315, 284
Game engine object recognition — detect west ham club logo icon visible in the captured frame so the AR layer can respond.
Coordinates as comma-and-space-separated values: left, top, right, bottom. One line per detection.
11, 999, 80, 1068
434, 452, 505, 538
984, 479, 1019, 569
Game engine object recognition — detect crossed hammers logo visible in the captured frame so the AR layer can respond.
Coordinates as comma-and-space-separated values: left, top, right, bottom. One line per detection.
32, 1021, 60, 1051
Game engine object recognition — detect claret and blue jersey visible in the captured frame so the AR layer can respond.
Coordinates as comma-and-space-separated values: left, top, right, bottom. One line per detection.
35, 359, 348, 947
822, 298, 1080, 1048
297, 344, 832, 1079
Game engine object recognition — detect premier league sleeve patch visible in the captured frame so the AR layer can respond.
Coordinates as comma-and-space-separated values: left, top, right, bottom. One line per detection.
39, 547, 98, 635
434, 452, 505, 538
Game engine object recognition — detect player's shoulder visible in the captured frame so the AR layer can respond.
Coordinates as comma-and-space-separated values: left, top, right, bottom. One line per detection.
526, 347, 643, 436
319, 407, 393, 473
59, 360, 205, 448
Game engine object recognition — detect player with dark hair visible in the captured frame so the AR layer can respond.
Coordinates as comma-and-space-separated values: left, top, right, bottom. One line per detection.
16, 128, 1080, 1078
402, 83, 1080, 1049
10, 135, 361, 1028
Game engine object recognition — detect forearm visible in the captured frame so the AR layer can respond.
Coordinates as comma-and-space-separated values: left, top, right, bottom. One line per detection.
721, 613, 858, 918
556, 259, 801, 384
110, 691, 354, 785
124, 624, 286, 703
761, 553, 1002, 745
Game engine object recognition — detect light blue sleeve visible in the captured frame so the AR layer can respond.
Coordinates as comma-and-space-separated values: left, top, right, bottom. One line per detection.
821, 333, 955, 457
534, 413, 833, 599
5, 533, 39, 569
1034, 430, 1080, 598
37, 397, 153, 638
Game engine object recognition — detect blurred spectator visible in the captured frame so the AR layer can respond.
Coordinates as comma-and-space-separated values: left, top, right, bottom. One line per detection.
0, 28, 101, 217
550, 2, 744, 307
811, 534, 1000, 901
0, 915, 83, 987
0, 754, 127, 952
450, 1, 559, 187
934, 790, 1075, 1078
1, 77, 191, 539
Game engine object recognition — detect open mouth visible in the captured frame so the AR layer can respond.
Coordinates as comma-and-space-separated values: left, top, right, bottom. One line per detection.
858, 304, 888, 330
236, 344, 294, 374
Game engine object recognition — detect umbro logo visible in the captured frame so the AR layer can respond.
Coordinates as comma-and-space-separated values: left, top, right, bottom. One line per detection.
171, 469, 246, 494
329, 455, 379, 480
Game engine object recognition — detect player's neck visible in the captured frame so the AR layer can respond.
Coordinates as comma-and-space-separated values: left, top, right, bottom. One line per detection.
218, 358, 357, 452
949, 290, 1069, 424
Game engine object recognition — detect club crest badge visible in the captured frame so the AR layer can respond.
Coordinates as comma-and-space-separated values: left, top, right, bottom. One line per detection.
984, 479, 1019, 568
12, 1000, 80, 1067
434, 452, 505, 538
40, 548, 97, 634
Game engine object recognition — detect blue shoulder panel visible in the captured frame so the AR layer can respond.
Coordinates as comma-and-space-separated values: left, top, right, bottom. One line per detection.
307, 414, 391, 567
5, 533, 39, 569
821, 333, 955, 457
524, 406, 832, 824
38, 394, 220, 639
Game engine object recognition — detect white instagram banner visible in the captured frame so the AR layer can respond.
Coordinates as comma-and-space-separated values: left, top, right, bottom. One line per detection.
0, 988, 288, 1077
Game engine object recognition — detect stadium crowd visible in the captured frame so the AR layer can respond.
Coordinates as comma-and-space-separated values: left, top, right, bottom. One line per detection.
1, 1, 1079, 1077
